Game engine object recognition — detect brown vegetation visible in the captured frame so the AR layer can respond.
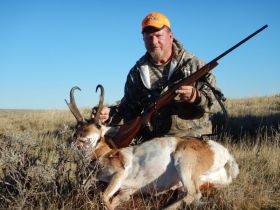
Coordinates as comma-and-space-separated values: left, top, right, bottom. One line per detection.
0, 95, 279, 209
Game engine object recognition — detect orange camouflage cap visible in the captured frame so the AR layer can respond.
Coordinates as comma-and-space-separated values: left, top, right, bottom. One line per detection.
142, 12, 170, 32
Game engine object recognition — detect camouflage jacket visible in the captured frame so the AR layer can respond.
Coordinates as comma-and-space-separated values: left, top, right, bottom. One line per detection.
109, 39, 223, 139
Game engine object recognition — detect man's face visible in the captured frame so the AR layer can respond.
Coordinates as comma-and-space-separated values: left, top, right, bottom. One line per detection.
143, 27, 173, 63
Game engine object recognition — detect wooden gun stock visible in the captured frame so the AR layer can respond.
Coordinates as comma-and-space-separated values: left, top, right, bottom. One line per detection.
112, 25, 268, 148
112, 116, 142, 148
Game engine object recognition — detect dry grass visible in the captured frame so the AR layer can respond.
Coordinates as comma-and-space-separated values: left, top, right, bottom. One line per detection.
0, 95, 280, 210
226, 94, 280, 116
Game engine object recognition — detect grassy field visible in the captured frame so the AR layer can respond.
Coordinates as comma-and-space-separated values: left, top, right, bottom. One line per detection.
0, 95, 279, 210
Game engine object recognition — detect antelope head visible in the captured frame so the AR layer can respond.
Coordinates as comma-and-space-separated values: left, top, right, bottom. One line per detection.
65, 85, 110, 156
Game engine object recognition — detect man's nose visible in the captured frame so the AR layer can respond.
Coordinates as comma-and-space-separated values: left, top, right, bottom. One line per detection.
150, 36, 158, 44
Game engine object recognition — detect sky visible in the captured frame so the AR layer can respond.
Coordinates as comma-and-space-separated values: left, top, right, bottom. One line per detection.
1, 0, 279, 109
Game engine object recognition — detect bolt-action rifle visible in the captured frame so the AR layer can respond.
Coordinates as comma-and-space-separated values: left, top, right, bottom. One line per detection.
111, 25, 268, 148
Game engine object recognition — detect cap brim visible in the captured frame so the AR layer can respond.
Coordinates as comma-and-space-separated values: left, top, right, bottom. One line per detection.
142, 25, 165, 33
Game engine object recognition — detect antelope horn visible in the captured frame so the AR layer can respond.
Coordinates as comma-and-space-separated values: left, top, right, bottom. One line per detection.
65, 86, 84, 122
94, 84, 104, 124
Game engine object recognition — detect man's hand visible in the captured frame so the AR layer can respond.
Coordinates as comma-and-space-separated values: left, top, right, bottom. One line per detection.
91, 106, 111, 123
175, 85, 199, 103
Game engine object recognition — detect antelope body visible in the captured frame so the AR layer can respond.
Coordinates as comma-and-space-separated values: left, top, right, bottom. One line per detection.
65, 85, 239, 210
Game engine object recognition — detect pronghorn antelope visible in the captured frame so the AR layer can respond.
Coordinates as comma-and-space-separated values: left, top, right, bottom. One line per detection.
65, 85, 239, 210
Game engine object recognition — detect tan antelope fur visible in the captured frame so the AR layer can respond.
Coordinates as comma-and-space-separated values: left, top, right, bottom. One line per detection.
65, 85, 239, 210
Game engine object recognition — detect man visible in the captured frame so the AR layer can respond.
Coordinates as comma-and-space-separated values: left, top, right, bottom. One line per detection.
94, 12, 223, 142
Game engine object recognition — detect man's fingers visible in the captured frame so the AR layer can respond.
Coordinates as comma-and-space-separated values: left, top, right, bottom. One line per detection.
178, 86, 190, 90
177, 85, 194, 90
175, 89, 193, 94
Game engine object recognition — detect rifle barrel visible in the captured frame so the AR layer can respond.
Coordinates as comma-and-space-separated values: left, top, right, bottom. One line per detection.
211, 24, 268, 63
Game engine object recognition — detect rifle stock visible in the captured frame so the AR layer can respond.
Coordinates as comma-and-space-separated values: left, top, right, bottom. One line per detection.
112, 116, 142, 148
112, 25, 268, 148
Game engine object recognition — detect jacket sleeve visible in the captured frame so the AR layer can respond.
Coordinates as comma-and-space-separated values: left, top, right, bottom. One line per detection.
192, 57, 222, 113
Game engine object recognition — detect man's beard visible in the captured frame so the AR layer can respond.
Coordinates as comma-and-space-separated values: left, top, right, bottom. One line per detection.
149, 49, 164, 62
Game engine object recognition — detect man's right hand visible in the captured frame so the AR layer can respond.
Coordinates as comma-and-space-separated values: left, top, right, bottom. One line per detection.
91, 106, 111, 123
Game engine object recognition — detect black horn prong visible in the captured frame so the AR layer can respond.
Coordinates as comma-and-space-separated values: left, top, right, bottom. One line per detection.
65, 86, 84, 122
94, 84, 105, 124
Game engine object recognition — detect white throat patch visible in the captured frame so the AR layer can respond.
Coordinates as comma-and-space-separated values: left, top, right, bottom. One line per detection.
88, 133, 101, 148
